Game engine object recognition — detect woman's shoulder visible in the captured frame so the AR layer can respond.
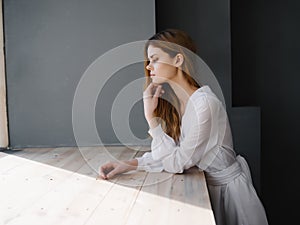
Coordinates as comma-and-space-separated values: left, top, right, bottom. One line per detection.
190, 85, 221, 107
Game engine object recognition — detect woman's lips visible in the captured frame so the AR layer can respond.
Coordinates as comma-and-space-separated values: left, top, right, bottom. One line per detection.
150, 74, 155, 76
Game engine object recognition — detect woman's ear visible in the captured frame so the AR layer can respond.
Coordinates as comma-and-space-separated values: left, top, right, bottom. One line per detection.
174, 53, 184, 67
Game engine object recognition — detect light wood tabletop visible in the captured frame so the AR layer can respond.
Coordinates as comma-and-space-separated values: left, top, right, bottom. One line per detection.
0, 146, 216, 225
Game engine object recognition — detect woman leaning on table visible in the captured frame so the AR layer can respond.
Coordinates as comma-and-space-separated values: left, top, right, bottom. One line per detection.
99, 29, 269, 225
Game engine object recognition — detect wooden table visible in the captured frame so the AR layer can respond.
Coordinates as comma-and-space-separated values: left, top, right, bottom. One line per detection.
0, 146, 216, 225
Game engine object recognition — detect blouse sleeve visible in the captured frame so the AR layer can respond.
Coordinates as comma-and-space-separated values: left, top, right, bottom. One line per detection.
137, 95, 215, 173
136, 152, 164, 172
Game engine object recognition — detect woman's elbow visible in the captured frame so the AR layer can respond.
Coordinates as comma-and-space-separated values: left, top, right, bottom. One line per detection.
151, 151, 168, 161
163, 163, 184, 174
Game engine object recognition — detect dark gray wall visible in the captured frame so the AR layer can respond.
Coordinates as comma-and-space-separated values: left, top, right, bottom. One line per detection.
231, 0, 300, 224
4, 0, 155, 147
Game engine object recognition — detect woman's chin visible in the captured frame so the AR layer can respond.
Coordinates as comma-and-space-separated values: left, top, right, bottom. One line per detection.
151, 77, 166, 84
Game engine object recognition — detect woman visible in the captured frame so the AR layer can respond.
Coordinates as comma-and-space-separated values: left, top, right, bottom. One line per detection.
99, 29, 268, 225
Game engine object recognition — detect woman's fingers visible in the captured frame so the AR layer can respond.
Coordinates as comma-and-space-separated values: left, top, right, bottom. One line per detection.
153, 85, 162, 98
98, 162, 123, 179
143, 83, 164, 121
143, 83, 154, 98
106, 168, 119, 179
99, 162, 114, 179
98, 160, 137, 180
144, 83, 164, 98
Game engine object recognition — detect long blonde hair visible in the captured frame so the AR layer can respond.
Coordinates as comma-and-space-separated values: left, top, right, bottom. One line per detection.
144, 29, 201, 145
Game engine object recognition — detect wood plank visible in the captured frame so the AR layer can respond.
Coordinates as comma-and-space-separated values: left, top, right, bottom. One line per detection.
0, 148, 56, 174
1, 146, 143, 225
84, 173, 147, 225
124, 167, 215, 225
4, 149, 109, 225
47, 147, 143, 225
1, 155, 75, 224
0, 147, 215, 225
1, 147, 80, 176
1, 147, 86, 223
11, 148, 55, 159
83, 148, 148, 225
0, 0, 9, 148
0, 151, 8, 159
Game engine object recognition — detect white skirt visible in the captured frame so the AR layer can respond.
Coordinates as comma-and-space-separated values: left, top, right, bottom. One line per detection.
205, 155, 269, 225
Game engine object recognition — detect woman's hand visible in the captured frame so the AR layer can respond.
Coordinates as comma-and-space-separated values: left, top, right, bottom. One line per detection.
143, 83, 164, 122
98, 159, 138, 179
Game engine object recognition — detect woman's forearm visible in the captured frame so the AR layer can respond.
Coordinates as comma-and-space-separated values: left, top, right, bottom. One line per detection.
146, 116, 159, 129
125, 159, 138, 170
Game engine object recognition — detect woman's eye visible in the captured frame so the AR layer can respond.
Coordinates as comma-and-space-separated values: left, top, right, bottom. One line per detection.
152, 58, 158, 63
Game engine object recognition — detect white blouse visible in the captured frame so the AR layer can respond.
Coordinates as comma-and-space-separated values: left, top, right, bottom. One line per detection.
136, 85, 234, 173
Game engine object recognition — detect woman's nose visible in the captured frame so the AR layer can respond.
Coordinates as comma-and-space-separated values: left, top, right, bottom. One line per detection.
146, 64, 152, 70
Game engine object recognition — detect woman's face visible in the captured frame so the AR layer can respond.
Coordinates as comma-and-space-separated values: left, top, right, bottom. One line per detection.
146, 45, 178, 84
